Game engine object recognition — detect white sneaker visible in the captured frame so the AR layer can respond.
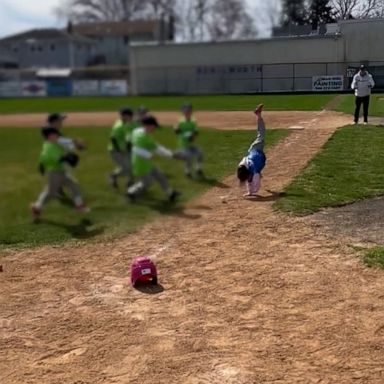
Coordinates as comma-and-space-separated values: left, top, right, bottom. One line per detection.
76, 204, 91, 214
364, 122, 368, 126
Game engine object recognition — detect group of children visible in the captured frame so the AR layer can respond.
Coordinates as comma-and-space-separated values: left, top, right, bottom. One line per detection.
30, 102, 267, 221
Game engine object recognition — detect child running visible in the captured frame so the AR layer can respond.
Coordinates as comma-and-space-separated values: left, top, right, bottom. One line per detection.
44, 113, 85, 152
127, 116, 181, 203
108, 108, 135, 189
237, 104, 267, 197
174, 103, 204, 178
136, 105, 149, 125
30, 127, 89, 222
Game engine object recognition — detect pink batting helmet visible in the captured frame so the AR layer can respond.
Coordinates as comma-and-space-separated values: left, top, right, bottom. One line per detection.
131, 257, 158, 287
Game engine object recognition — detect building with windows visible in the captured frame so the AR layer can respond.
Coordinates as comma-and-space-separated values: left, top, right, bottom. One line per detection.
72, 20, 171, 65
0, 29, 96, 69
0, 46, 17, 69
0, 20, 171, 69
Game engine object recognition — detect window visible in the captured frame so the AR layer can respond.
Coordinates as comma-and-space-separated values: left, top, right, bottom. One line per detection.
123, 36, 130, 45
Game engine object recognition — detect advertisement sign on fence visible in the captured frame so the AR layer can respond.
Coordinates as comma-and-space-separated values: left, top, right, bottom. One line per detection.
100, 80, 128, 96
21, 81, 47, 97
46, 79, 72, 96
73, 80, 100, 96
347, 67, 359, 78
312, 75, 344, 91
0, 81, 21, 97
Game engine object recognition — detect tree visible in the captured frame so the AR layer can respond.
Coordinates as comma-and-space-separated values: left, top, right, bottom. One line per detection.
56, 0, 258, 42
330, 0, 383, 19
55, 0, 148, 22
208, 0, 257, 40
262, 0, 282, 30
142, 0, 177, 19
177, 0, 213, 41
281, 0, 308, 25
309, 0, 335, 29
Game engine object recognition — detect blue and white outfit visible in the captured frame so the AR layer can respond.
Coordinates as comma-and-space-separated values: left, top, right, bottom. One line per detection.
239, 118, 267, 194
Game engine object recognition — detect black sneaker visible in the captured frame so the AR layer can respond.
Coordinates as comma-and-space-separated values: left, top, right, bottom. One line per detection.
126, 180, 135, 189
126, 191, 136, 203
196, 169, 205, 179
168, 190, 181, 203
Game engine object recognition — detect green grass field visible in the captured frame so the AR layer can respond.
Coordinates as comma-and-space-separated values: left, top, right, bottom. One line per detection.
0, 126, 287, 250
0, 94, 335, 114
363, 247, 384, 268
336, 94, 384, 117
275, 125, 384, 215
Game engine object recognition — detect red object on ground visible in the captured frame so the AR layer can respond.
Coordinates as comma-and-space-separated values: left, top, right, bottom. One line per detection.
131, 257, 158, 287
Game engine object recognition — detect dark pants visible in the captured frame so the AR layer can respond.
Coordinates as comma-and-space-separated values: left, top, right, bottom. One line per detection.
354, 95, 370, 123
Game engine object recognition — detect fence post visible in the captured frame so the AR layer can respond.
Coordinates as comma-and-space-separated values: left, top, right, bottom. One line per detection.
292, 63, 295, 91
261, 65, 264, 93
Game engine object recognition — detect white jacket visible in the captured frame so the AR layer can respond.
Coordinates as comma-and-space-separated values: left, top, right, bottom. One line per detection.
351, 72, 375, 97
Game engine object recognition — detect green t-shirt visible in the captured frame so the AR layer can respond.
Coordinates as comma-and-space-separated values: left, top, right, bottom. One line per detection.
39, 141, 65, 172
126, 121, 140, 143
176, 117, 198, 148
108, 119, 130, 152
131, 128, 158, 177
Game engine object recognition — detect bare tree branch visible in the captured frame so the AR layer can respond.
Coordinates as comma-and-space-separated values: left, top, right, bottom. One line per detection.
208, 0, 257, 40
55, 0, 146, 22
330, 0, 382, 19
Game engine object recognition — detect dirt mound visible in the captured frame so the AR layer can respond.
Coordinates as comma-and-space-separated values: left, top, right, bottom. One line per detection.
311, 196, 384, 245
4, 111, 384, 384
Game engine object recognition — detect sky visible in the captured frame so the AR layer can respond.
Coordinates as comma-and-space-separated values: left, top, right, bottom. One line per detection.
0, 0, 271, 39
0, 0, 64, 37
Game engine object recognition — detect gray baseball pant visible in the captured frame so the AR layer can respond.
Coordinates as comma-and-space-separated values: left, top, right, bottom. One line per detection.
180, 146, 203, 174
110, 150, 133, 183
35, 171, 83, 209
127, 168, 171, 197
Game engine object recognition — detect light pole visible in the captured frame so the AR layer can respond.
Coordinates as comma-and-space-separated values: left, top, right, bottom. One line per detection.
69, 38, 75, 69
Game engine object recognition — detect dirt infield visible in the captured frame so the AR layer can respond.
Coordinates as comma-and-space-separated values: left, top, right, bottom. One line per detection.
0, 110, 335, 130
3, 110, 384, 384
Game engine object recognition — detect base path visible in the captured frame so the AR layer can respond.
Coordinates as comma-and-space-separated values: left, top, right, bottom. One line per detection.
3, 111, 384, 384
0, 110, 341, 130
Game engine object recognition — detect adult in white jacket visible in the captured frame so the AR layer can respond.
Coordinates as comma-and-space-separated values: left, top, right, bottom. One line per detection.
351, 65, 375, 125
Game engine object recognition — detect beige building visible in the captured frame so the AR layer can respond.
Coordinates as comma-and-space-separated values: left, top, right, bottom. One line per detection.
130, 18, 384, 94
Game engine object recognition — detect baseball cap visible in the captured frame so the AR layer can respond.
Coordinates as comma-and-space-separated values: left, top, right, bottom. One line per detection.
142, 116, 160, 128
137, 105, 148, 115
120, 107, 133, 116
41, 126, 60, 138
47, 113, 67, 124
182, 102, 193, 112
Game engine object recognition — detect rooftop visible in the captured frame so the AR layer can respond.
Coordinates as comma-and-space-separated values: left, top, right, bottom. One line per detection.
72, 20, 159, 37
0, 28, 95, 44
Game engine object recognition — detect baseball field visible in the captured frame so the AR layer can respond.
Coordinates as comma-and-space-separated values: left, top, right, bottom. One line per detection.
2, 93, 384, 383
